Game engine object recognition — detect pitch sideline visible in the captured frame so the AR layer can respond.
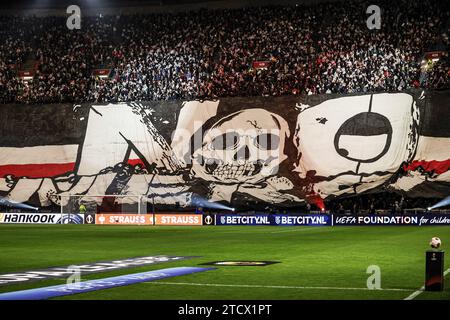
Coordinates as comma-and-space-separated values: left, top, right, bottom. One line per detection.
146, 281, 411, 292
403, 268, 450, 300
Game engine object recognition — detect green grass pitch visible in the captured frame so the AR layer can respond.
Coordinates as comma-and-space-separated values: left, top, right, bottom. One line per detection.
0, 224, 449, 300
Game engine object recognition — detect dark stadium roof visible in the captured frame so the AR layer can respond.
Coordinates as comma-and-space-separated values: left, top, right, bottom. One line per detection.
0, 0, 340, 11
0, 0, 222, 9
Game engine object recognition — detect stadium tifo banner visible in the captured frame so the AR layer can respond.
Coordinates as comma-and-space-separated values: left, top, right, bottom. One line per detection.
214, 214, 331, 226
333, 214, 450, 226
0, 213, 84, 224
0, 90, 449, 209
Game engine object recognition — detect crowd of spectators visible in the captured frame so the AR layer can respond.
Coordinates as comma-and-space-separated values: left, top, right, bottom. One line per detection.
425, 54, 450, 90
0, 0, 448, 104
326, 193, 440, 215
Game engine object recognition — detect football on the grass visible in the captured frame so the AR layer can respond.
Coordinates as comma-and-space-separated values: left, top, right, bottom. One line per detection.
430, 237, 441, 249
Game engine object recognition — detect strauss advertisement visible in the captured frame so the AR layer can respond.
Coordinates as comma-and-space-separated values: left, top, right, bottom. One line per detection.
95, 213, 153, 225
154, 214, 202, 226
93, 213, 202, 226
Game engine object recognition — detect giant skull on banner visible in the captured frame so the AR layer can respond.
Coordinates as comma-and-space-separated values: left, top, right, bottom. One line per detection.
191, 108, 290, 185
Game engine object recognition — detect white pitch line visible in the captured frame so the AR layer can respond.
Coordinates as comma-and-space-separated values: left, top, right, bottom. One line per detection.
404, 286, 425, 300
213, 228, 302, 234
404, 268, 450, 300
216, 227, 332, 234
270, 227, 327, 234
146, 281, 411, 292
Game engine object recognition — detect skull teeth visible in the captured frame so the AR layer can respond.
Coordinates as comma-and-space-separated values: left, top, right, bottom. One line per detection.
205, 162, 263, 180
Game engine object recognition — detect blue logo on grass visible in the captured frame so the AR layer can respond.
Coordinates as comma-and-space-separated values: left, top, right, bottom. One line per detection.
0, 267, 215, 300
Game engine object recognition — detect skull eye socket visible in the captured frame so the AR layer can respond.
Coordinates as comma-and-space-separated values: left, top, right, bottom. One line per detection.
255, 133, 279, 150
210, 132, 240, 150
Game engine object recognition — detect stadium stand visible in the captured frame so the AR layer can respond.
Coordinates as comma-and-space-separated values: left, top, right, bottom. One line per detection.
0, 0, 448, 104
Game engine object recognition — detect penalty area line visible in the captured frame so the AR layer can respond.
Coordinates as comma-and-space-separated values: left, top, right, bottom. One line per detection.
145, 281, 411, 292
404, 268, 450, 300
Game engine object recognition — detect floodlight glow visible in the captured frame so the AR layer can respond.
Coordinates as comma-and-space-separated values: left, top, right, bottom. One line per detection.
191, 194, 234, 212
0, 197, 39, 211
428, 196, 450, 210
